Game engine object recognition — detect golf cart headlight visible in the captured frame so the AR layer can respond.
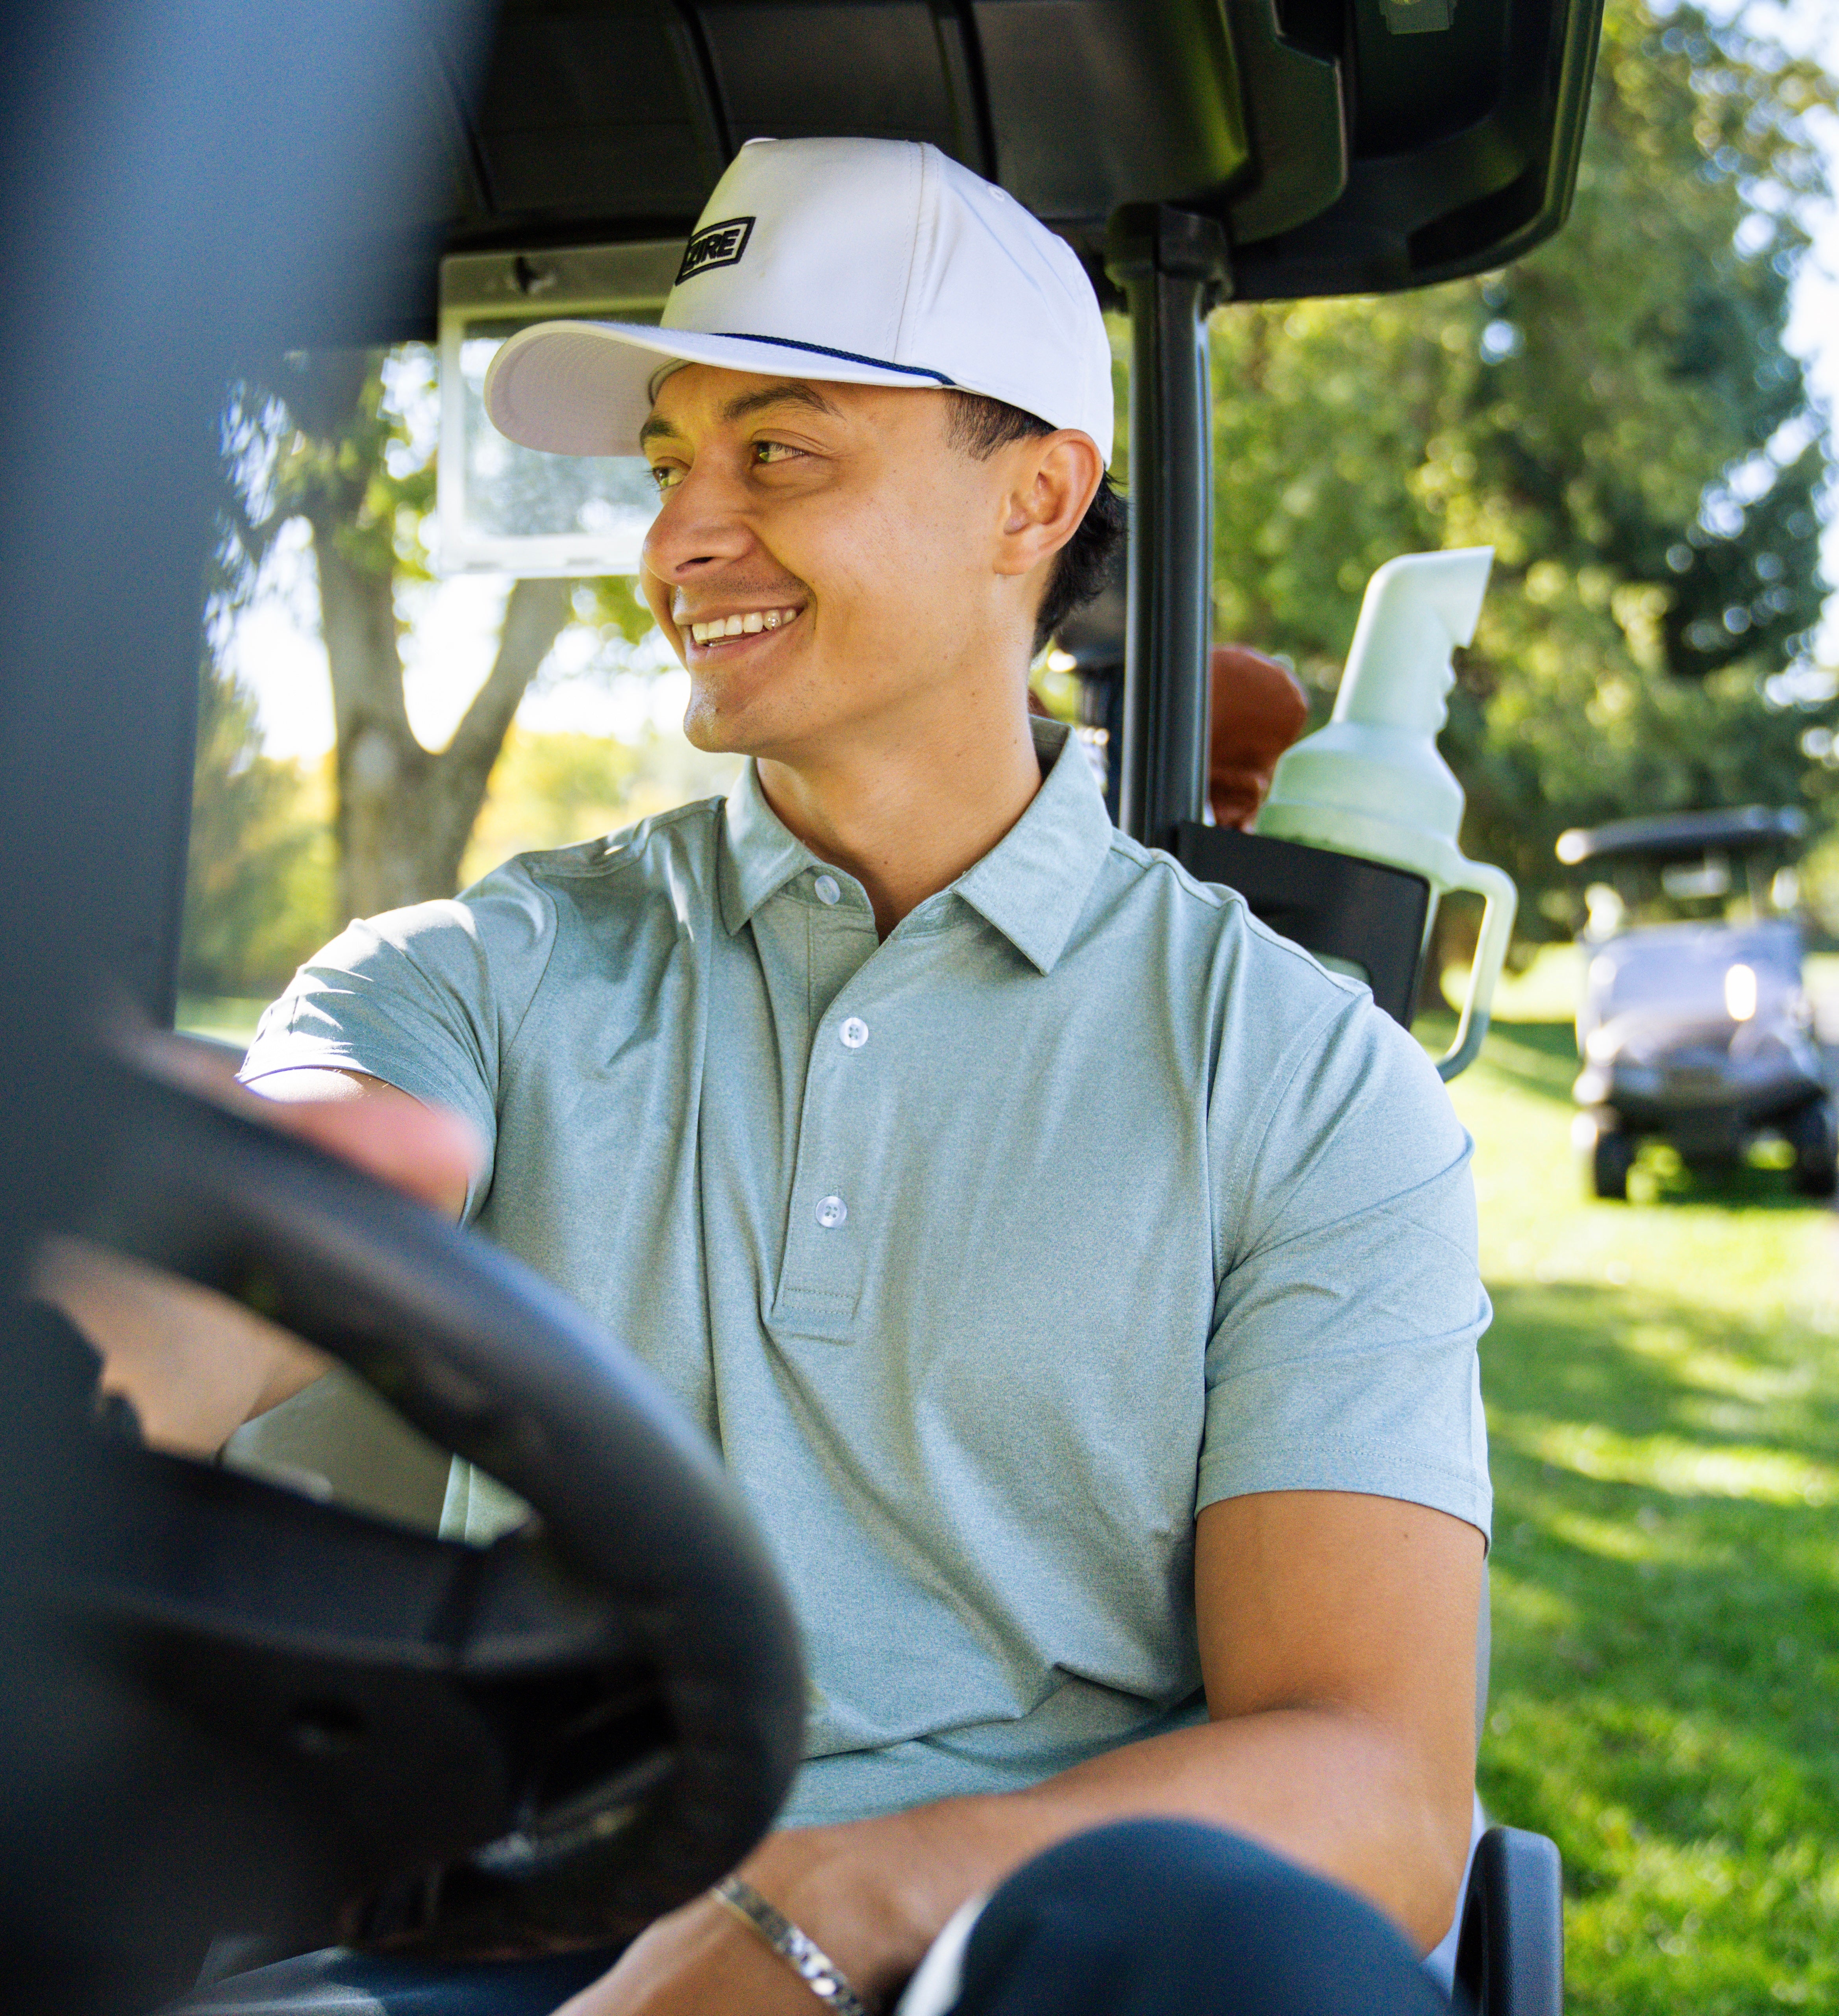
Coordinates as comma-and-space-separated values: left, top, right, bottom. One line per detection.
1725, 963, 1758, 1022
1584, 1024, 1620, 1063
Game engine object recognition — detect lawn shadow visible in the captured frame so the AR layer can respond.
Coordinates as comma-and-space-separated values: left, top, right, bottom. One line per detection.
1481, 1277, 1839, 1449
1480, 1017, 1581, 1105
1626, 1137, 1834, 1215
1477, 1277, 1839, 2005
1420, 1012, 1579, 1105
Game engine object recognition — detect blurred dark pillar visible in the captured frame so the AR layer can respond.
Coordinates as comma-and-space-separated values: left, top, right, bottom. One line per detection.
0, 2, 493, 2005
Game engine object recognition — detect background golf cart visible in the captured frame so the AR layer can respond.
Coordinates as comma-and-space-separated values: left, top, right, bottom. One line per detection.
1559, 806, 1837, 1201
0, 2, 1601, 2012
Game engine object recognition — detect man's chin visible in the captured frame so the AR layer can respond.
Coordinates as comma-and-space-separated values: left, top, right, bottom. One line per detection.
682, 676, 804, 762
682, 694, 754, 758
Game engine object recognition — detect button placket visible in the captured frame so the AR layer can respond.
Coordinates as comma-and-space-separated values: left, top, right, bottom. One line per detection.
769, 883, 883, 1341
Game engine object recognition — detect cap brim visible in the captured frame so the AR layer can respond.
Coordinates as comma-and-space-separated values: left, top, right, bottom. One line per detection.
483, 320, 954, 457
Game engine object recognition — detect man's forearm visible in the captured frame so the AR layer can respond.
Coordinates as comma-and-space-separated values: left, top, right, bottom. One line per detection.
36, 1051, 483, 1456
32, 1236, 332, 1455
747, 1705, 1471, 2009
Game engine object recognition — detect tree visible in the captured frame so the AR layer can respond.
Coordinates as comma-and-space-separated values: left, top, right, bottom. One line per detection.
220, 351, 652, 921
1205, 0, 1837, 940
178, 655, 332, 1000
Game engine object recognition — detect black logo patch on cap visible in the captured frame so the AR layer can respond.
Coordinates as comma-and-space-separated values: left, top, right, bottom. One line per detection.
676, 216, 755, 285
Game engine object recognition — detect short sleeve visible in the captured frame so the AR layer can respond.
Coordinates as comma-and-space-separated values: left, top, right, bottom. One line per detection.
1198, 980, 1492, 1542
239, 861, 558, 1221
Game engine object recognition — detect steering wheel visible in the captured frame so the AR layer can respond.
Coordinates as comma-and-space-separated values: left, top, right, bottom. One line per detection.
41, 1049, 806, 1964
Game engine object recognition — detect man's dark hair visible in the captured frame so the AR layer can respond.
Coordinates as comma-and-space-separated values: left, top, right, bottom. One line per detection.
943, 391, 1126, 653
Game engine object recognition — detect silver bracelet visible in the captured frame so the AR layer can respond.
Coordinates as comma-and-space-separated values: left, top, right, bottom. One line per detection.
711, 1874, 872, 2016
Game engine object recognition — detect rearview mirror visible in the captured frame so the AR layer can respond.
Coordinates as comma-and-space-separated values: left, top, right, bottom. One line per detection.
437, 243, 678, 576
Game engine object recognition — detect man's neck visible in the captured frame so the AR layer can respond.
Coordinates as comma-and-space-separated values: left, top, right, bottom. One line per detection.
756, 694, 1046, 938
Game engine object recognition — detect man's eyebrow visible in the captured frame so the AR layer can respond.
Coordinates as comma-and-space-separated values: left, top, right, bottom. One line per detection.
639, 379, 842, 447
719, 381, 843, 424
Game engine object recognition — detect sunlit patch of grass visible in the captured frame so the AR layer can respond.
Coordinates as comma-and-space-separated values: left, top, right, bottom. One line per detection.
1435, 1015, 1839, 2013
1494, 1415, 1839, 1505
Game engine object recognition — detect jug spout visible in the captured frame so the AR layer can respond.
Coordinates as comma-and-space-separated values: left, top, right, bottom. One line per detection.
1251, 544, 1515, 1081
1333, 546, 1495, 737
1257, 546, 1493, 859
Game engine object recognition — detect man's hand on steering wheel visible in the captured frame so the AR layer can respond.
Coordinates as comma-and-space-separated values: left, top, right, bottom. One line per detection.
33, 1037, 483, 1456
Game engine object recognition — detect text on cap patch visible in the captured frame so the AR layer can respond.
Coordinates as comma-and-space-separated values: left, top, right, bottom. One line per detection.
677, 216, 756, 285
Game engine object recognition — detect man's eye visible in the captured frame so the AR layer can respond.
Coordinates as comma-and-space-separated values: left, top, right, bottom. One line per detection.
648, 463, 684, 494
752, 440, 799, 468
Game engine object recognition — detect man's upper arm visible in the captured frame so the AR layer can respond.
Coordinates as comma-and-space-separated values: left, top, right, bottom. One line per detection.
1198, 966, 1493, 1541
239, 865, 558, 1220
1196, 1490, 1482, 1739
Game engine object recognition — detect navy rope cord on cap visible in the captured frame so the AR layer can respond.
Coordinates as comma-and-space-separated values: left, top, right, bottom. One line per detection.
712, 332, 957, 385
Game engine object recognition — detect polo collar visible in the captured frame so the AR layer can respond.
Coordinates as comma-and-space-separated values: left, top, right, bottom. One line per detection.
952, 718, 1113, 974
718, 716, 1113, 974
719, 760, 822, 935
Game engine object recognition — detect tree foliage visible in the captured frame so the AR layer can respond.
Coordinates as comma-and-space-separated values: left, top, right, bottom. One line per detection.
178, 656, 332, 999
1207, 0, 1837, 938
218, 350, 582, 920
193, 337, 674, 980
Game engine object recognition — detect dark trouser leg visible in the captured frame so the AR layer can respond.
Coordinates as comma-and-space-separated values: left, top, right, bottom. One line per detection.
949, 1819, 1451, 2016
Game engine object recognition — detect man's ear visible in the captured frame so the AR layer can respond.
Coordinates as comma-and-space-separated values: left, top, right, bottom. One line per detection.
993, 431, 1105, 578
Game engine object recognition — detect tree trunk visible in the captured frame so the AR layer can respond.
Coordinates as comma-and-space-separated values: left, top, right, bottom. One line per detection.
307, 515, 571, 920
272, 350, 574, 925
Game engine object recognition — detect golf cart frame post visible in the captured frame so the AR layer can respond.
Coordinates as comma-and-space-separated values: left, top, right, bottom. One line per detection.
1106, 203, 1231, 851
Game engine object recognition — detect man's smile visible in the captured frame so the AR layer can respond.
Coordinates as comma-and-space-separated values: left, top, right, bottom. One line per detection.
682, 604, 806, 652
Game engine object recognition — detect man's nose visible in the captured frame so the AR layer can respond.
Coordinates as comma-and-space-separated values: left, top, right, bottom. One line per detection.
642, 461, 757, 583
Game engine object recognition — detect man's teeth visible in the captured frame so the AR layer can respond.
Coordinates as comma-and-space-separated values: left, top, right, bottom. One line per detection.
688, 608, 799, 644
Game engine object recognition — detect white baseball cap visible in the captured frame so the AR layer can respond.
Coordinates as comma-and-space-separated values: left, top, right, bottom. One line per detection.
483, 136, 1115, 465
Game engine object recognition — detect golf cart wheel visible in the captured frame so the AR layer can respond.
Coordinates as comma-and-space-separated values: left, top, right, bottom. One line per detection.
1591, 1130, 1635, 1201
1787, 1098, 1838, 1200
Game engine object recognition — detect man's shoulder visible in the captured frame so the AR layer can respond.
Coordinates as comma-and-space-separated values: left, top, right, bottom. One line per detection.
1086, 827, 1452, 1149
1091, 827, 1372, 1011
391, 794, 729, 947
484, 793, 727, 896
285, 795, 729, 997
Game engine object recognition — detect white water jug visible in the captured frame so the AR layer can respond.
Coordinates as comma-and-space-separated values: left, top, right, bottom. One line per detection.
1252, 546, 1517, 1079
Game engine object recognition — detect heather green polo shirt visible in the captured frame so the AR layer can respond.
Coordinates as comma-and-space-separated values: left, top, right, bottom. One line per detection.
243, 718, 1491, 1827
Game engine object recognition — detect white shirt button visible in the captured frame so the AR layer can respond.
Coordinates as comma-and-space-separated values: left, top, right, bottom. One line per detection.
839, 1017, 869, 1050
815, 1193, 848, 1229
813, 874, 841, 905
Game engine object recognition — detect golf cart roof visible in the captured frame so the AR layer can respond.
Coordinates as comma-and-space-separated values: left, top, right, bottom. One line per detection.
1556, 806, 1809, 867
354, 0, 1604, 338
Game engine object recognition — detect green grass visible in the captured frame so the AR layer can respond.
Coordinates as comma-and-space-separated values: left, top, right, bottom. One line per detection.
1439, 1012, 1839, 2013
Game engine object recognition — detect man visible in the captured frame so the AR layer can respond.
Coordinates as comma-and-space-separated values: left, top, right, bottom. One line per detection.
76, 137, 1491, 2015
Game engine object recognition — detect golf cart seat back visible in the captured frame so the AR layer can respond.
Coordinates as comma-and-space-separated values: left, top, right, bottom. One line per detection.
1054, 587, 1433, 1024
